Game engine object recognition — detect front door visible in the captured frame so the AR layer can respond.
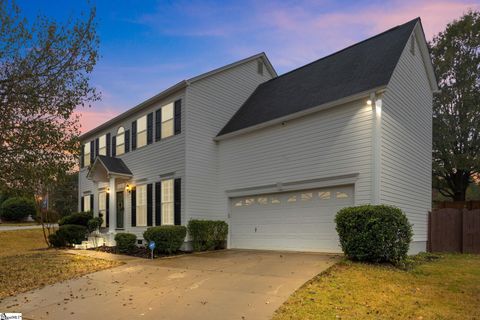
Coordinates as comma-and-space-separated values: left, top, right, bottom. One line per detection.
116, 191, 124, 229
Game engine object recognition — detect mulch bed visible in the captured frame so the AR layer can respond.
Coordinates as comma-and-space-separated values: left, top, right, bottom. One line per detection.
89, 245, 188, 259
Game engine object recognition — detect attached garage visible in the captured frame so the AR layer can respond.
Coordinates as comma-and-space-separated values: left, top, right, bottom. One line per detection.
229, 185, 354, 252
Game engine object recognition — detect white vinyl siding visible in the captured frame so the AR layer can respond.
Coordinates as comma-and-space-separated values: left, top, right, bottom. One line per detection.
185, 58, 274, 220
380, 30, 433, 245
83, 142, 91, 166
98, 135, 107, 156
161, 179, 174, 225
161, 103, 174, 139
99, 191, 107, 227
116, 127, 125, 155
137, 115, 147, 148
136, 185, 147, 227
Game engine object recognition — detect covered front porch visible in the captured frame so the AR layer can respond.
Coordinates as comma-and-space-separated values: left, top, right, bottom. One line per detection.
86, 155, 133, 246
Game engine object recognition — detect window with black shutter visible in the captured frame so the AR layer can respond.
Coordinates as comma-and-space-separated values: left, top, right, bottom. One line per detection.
106, 193, 110, 227
131, 121, 137, 150
80, 196, 84, 212
155, 181, 161, 225
106, 133, 111, 156
147, 184, 153, 226
125, 129, 130, 153
131, 187, 136, 227
174, 178, 181, 225
112, 136, 116, 157
147, 113, 153, 145
155, 110, 161, 141
95, 138, 99, 158
90, 140, 94, 164
174, 99, 181, 135
90, 194, 94, 212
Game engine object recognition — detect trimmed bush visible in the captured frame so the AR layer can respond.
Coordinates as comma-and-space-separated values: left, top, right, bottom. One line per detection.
187, 220, 228, 251
56, 224, 88, 245
143, 226, 187, 254
87, 217, 103, 233
115, 233, 137, 253
48, 232, 67, 247
0, 197, 36, 221
58, 212, 92, 227
335, 205, 413, 264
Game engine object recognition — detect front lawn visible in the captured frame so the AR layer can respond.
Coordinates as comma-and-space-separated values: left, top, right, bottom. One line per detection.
0, 229, 122, 300
273, 254, 480, 319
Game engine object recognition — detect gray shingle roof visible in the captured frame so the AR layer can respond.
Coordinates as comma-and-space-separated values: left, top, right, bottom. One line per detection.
218, 18, 420, 137
97, 155, 132, 175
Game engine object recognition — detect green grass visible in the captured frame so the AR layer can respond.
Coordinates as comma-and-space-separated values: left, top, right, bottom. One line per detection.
0, 229, 122, 300
273, 253, 480, 319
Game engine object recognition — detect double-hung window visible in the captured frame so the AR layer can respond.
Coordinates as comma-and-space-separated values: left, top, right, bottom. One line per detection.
137, 115, 147, 148
161, 103, 174, 139
116, 127, 125, 155
136, 185, 147, 226
161, 179, 174, 225
99, 191, 107, 227
83, 142, 91, 166
98, 135, 106, 156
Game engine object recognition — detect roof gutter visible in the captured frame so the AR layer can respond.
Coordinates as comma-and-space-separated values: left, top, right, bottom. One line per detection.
214, 86, 387, 141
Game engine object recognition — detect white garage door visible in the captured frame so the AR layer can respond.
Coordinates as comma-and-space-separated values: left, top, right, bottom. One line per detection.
229, 185, 354, 252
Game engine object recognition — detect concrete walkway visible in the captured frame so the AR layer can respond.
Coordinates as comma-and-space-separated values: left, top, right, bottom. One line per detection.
0, 249, 339, 320
0, 224, 57, 231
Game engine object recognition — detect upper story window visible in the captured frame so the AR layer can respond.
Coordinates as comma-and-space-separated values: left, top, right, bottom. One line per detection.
116, 127, 125, 155
137, 115, 147, 148
161, 103, 174, 139
83, 141, 91, 166
98, 135, 106, 156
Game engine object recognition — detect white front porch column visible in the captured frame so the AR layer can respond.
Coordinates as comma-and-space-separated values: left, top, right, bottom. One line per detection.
93, 181, 99, 218
108, 176, 116, 233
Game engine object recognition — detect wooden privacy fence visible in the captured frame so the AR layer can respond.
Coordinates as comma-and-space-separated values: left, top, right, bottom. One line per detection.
428, 208, 480, 254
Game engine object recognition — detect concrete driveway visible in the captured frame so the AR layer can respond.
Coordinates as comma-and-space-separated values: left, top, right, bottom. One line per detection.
0, 250, 339, 320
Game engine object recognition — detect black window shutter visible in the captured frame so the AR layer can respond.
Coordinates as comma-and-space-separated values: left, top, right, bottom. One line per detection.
147, 113, 153, 144
90, 194, 94, 212
81, 196, 84, 212
131, 187, 136, 227
90, 140, 94, 164
174, 178, 181, 225
112, 136, 116, 157
125, 130, 130, 153
80, 144, 85, 168
174, 99, 181, 135
95, 138, 99, 158
155, 181, 161, 226
106, 133, 111, 156
147, 184, 153, 226
131, 121, 137, 150
155, 109, 162, 141
106, 192, 109, 228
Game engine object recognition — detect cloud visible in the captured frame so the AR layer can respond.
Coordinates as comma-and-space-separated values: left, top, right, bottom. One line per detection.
75, 108, 121, 134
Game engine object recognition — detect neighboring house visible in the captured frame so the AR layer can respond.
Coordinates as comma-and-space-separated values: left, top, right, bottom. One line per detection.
79, 18, 437, 253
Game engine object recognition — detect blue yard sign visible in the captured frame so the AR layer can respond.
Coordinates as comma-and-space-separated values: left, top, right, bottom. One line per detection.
148, 241, 156, 259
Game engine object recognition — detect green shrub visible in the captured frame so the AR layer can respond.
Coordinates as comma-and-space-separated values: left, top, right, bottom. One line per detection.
87, 217, 103, 233
143, 226, 187, 254
114, 233, 137, 253
0, 197, 36, 221
56, 224, 88, 245
58, 212, 92, 227
187, 220, 228, 251
48, 232, 67, 247
335, 205, 413, 264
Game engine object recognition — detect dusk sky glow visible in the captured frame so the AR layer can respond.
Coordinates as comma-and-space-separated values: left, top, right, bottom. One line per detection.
17, 0, 480, 133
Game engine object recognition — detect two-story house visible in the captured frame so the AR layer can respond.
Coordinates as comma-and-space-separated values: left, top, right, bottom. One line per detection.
79, 18, 437, 253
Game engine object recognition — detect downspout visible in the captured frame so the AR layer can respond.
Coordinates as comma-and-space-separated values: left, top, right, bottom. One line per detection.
371, 92, 382, 205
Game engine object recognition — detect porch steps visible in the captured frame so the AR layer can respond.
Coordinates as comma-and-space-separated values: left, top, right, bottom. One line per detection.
73, 235, 108, 249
